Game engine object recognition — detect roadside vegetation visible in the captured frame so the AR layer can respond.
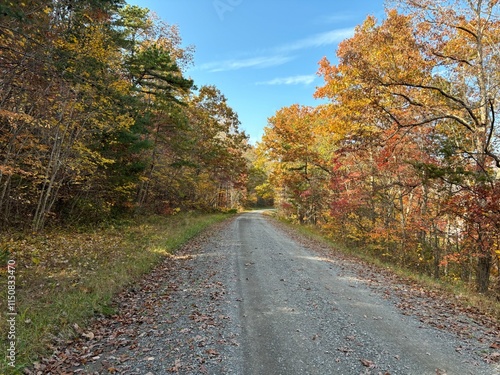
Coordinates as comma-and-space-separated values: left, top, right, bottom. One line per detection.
0, 212, 231, 373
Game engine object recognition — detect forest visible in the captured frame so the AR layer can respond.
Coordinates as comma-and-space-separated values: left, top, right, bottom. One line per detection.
1, 0, 499, 295
1, 0, 500, 371
1, 0, 499, 296
259, 0, 500, 296
0, 0, 253, 233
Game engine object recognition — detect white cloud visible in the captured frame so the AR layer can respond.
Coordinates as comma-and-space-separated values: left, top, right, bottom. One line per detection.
256, 74, 316, 86
198, 27, 354, 73
277, 28, 355, 53
198, 55, 294, 72
316, 13, 357, 25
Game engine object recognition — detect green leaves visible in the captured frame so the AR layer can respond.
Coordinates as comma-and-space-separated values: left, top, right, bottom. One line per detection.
127, 44, 193, 101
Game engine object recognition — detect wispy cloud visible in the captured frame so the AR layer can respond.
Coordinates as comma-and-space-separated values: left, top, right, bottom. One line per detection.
256, 74, 316, 86
276, 28, 355, 53
198, 27, 353, 73
316, 13, 357, 25
198, 55, 294, 72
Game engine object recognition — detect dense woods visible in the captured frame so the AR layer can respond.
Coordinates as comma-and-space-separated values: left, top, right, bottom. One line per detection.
260, 0, 500, 295
0, 0, 250, 232
3, 1, 499, 372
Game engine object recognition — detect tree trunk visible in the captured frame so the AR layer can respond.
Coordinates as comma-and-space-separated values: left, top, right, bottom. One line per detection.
477, 251, 492, 293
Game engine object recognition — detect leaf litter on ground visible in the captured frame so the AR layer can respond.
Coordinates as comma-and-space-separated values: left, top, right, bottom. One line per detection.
24, 219, 240, 375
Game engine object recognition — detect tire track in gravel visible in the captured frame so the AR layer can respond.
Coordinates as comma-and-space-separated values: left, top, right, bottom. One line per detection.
38, 211, 499, 375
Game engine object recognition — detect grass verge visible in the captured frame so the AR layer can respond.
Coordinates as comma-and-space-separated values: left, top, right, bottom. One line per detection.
273, 215, 500, 322
0, 212, 231, 374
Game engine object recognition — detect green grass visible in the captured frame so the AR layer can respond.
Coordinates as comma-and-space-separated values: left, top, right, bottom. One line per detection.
274, 216, 500, 322
0, 212, 231, 374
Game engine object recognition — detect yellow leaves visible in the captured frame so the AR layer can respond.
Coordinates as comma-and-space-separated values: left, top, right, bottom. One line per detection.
264, 104, 315, 152
56, 24, 121, 68
360, 14, 377, 31
109, 79, 132, 96
113, 113, 135, 131
1, 27, 15, 40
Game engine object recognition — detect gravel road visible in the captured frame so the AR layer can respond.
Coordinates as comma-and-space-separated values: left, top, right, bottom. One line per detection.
50, 211, 499, 375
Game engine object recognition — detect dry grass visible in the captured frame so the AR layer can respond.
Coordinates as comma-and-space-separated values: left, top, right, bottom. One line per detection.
0, 212, 230, 374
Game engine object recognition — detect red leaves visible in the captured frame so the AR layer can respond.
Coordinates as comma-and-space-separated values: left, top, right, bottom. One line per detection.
259, 0, 500, 298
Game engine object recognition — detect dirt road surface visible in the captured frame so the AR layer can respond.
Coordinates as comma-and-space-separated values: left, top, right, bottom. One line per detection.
45, 211, 499, 375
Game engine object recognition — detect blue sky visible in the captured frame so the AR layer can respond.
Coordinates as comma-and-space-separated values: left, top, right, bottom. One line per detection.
128, 0, 386, 143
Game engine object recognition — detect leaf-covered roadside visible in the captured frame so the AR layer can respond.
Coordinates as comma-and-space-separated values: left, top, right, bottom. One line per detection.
20, 217, 241, 375
0, 212, 231, 374
28, 212, 500, 375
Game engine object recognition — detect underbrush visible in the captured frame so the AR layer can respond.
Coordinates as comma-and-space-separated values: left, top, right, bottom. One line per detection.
0, 212, 230, 374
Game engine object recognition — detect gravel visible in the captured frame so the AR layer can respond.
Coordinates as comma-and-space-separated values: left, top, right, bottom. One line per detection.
47, 211, 499, 374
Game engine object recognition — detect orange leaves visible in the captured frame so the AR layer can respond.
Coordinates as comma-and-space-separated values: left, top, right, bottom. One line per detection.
263, 0, 500, 294
261, 104, 332, 224
263, 104, 316, 162
314, 13, 431, 142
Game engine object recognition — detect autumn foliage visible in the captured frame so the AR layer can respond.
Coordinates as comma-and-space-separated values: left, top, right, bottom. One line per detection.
0, 1, 248, 231
260, 0, 500, 294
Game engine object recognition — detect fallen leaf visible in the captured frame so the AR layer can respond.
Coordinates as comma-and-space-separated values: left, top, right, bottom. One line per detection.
82, 332, 94, 340
490, 341, 500, 349
205, 349, 219, 357
360, 358, 374, 367
169, 358, 182, 372
484, 352, 500, 363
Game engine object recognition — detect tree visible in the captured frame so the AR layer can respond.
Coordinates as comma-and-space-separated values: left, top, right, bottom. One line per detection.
387, 0, 500, 292
0, 0, 138, 230
315, 1, 500, 292
0, 2, 209, 228
244, 146, 274, 208
261, 104, 331, 224
182, 85, 249, 210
